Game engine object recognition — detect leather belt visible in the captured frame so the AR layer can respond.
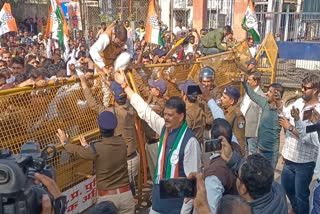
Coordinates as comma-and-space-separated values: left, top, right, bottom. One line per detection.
147, 138, 159, 144
98, 184, 131, 196
127, 151, 137, 160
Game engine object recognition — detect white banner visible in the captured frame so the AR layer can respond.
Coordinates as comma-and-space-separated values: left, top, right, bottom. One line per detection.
63, 176, 97, 214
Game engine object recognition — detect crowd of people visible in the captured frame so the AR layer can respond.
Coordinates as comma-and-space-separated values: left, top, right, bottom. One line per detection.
0, 17, 319, 214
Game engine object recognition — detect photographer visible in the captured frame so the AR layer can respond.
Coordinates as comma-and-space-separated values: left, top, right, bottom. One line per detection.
34, 173, 66, 214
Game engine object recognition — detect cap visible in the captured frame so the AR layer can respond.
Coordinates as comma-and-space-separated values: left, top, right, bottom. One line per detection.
97, 111, 118, 130
178, 80, 198, 95
110, 81, 127, 104
223, 86, 240, 102
148, 79, 167, 94
245, 58, 257, 65
153, 48, 167, 57
38, 32, 43, 36
33, 35, 37, 40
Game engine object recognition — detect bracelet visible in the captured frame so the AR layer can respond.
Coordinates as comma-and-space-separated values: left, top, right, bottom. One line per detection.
121, 82, 128, 89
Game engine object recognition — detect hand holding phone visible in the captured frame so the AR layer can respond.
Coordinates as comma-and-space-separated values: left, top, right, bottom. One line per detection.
303, 108, 313, 121
240, 73, 246, 82
204, 138, 222, 152
187, 85, 202, 95
159, 178, 196, 199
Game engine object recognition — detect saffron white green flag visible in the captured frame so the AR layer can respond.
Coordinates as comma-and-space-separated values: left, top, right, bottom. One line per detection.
145, 0, 164, 46
242, 0, 261, 42
46, 0, 69, 54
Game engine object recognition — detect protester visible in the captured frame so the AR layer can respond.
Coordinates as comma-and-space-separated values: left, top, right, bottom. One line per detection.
199, 25, 233, 55
280, 74, 320, 214
114, 70, 201, 213
240, 71, 265, 156
241, 73, 283, 169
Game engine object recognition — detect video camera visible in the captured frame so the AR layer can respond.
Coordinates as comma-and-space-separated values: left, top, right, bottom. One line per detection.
0, 141, 57, 214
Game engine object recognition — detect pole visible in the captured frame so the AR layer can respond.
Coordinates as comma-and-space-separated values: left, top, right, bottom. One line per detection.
129, 0, 132, 18
265, 0, 273, 36
229, 0, 233, 26
294, 0, 302, 40
276, 0, 283, 40
284, 4, 289, 41
170, 0, 173, 40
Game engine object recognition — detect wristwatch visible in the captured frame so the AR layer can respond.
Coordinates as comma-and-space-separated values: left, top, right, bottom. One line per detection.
288, 125, 294, 132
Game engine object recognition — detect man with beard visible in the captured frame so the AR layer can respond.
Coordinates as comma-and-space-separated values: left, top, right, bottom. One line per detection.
279, 74, 320, 214
241, 73, 283, 169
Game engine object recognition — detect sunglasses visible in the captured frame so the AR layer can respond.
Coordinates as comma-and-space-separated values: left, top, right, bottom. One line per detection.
301, 84, 314, 91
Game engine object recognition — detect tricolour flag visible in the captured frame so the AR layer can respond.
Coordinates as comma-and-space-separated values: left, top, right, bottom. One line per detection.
46, 0, 69, 53
242, 0, 261, 42
0, 3, 17, 36
145, 0, 163, 46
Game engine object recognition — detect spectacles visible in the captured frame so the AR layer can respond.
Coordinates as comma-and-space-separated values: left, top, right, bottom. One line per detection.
301, 84, 314, 91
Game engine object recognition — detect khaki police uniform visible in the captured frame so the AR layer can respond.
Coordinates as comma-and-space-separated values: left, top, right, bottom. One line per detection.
64, 136, 135, 214
200, 86, 222, 140
186, 101, 206, 144
83, 88, 139, 179
224, 104, 246, 157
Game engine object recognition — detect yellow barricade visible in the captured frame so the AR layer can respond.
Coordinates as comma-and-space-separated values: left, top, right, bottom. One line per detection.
0, 36, 277, 193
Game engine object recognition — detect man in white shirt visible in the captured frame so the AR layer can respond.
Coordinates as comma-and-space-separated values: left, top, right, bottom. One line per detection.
114, 70, 201, 214
279, 74, 320, 214
173, 19, 187, 38
240, 71, 265, 156
89, 23, 131, 75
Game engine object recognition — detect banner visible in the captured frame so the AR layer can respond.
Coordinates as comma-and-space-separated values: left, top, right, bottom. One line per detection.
0, 3, 17, 36
63, 176, 97, 214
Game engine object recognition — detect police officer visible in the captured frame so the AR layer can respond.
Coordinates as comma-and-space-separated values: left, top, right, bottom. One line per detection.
199, 66, 221, 140
79, 76, 139, 183
220, 86, 246, 156
56, 111, 135, 214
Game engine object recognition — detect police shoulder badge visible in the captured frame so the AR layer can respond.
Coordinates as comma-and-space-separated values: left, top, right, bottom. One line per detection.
238, 117, 245, 129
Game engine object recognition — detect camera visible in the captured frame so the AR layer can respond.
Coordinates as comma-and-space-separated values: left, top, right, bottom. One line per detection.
0, 141, 57, 214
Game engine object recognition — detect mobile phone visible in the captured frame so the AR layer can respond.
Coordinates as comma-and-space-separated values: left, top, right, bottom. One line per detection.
159, 178, 196, 199
187, 85, 202, 95
204, 138, 222, 152
303, 109, 313, 121
306, 122, 320, 133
